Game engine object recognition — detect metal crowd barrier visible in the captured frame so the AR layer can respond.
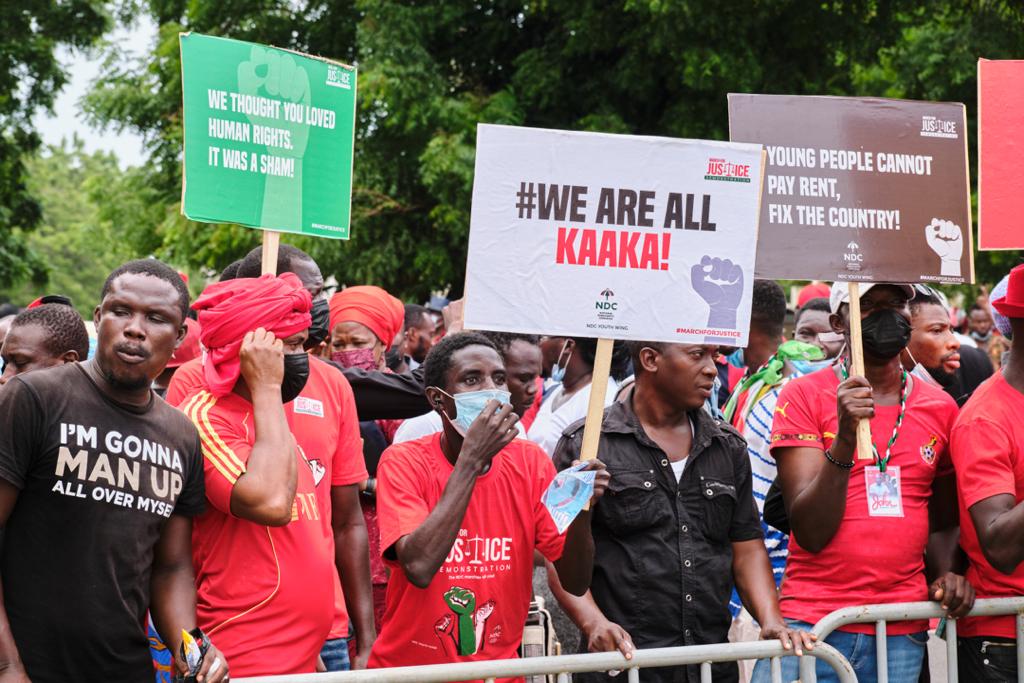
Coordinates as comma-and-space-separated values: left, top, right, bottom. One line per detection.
799, 596, 1024, 683
237, 640, 856, 683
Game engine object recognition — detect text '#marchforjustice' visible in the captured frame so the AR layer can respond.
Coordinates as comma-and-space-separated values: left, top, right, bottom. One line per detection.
51, 422, 186, 517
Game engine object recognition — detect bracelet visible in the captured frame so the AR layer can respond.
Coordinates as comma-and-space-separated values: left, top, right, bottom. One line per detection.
824, 449, 854, 470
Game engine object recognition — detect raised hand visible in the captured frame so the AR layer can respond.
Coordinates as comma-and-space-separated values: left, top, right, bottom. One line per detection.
237, 46, 312, 158
925, 218, 963, 277
239, 328, 284, 392
459, 401, 519, 475
236, 45, 313, 230
473, 599, 496, 651
444, 586, 478, 656
691, 256, 743, 330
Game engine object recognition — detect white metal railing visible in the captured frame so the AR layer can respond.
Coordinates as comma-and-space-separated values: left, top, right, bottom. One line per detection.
236, 640, 856, 682
800, 596, 1024, 683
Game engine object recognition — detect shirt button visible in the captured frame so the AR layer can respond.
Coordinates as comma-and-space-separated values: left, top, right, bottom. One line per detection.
685, 629, 692, 636
661, 459, 669, 467
684, 560, 692, 567
681, 524, 688, 532
686, 594, 693, 602
643, 481, 653, 489
706, 488, 713, 496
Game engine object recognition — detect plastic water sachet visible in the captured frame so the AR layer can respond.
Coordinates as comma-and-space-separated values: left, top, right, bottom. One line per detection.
542, 462, 595, 534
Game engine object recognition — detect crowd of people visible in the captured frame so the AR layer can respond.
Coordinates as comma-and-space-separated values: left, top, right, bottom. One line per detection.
0, 243, 1022, 683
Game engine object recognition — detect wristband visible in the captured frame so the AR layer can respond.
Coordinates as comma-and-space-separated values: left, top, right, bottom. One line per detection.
824, 449, 854, 470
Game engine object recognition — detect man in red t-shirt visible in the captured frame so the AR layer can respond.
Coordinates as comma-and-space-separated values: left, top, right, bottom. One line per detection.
236, 245, 377, 671
752, 282, 974, 683
369, 332, 607, 681
951, 264, 1024, 681
180, 273, 340, 677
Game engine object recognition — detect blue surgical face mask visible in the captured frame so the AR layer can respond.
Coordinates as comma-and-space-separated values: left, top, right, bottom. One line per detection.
910, 362, 943, 389
550, 363, 567, 383
440, 389, 512, 433
550, 340, 572, 383
790, 359, 834, 375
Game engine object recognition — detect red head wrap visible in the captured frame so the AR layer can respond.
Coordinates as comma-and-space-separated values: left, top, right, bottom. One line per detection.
328, 285, 404, 350
193, 273, 312, 396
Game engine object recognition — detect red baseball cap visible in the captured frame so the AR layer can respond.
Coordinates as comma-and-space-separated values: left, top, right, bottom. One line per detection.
992, 264, 1024, 320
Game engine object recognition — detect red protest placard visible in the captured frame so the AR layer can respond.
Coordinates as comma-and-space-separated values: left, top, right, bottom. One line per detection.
979, 59, 1024, 250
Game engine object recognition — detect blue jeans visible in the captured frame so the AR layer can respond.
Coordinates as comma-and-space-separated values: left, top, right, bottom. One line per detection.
751, 619, 927, 683
320, 637, 351, 672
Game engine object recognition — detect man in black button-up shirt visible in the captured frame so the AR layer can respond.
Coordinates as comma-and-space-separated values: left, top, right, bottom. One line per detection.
550, 341, 813, 683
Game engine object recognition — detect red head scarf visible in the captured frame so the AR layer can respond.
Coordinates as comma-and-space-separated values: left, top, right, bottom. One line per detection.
328, 285, 404, 350
193, 273, 312, 396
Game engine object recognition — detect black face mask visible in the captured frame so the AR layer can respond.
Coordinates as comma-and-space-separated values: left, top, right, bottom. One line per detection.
861, 308, 912, 360
282, 352, 310, 403
305, 298, 330, 350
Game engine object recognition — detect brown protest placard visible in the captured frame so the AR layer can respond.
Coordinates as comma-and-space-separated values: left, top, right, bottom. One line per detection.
729, 94, 974, 285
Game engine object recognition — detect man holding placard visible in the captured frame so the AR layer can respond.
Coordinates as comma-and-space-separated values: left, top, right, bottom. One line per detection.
757, 282, 974, 683
547, 339, 813, 683
461, 121, 769, 680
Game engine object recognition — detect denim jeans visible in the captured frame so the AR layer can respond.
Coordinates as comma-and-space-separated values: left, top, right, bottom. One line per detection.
751, 619, 926, 683
958, 636, 1017, 682
320, 636, 352, 672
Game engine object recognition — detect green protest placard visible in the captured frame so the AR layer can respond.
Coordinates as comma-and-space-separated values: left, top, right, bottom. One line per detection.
180, 32, 356, 239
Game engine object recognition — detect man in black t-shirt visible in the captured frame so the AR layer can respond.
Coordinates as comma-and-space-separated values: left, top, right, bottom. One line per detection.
0, 260, 228, 683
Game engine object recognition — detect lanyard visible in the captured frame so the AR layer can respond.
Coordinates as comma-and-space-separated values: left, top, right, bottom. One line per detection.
838, 358, 908, 472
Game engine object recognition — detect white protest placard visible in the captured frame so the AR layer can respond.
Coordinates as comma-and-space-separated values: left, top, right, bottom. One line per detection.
464, 124, 765, 346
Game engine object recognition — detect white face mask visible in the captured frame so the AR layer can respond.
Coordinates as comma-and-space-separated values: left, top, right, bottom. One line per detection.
910, 362, 943, 388
904, 349, 943, 389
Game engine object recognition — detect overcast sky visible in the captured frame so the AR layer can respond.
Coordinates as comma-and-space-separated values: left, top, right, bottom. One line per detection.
33, 16, 155, 168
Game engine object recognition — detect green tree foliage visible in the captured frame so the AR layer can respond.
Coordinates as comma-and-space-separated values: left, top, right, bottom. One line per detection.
83, 0, 1022, 300
0, 1, 108, 288
0, 140, 131, 314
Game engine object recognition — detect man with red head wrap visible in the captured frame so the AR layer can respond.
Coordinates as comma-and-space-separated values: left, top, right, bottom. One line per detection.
178, 273, 342, 677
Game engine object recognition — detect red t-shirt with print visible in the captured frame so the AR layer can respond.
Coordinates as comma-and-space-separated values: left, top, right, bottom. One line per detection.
770, 366, 958, 634
368, 434, 565, 681
176, 357, 368, 641
181, 389, 335, 677
285, 359, 368, 639
952, 373, 1024, 638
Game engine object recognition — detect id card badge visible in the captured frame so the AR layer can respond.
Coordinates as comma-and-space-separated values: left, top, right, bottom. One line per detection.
865, 465, 904, 517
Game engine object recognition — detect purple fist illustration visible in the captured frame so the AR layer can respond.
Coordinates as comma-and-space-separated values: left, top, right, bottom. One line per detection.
691, 256, 743, 330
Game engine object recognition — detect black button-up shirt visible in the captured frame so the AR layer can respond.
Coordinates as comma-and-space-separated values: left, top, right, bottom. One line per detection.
553, 397, 762, 683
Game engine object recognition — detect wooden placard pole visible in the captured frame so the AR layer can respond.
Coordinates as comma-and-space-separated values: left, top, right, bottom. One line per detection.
579, 337, 614, 462
261, 230, 281, 276
579, 337, 614, 509
846, 282, 874, 460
